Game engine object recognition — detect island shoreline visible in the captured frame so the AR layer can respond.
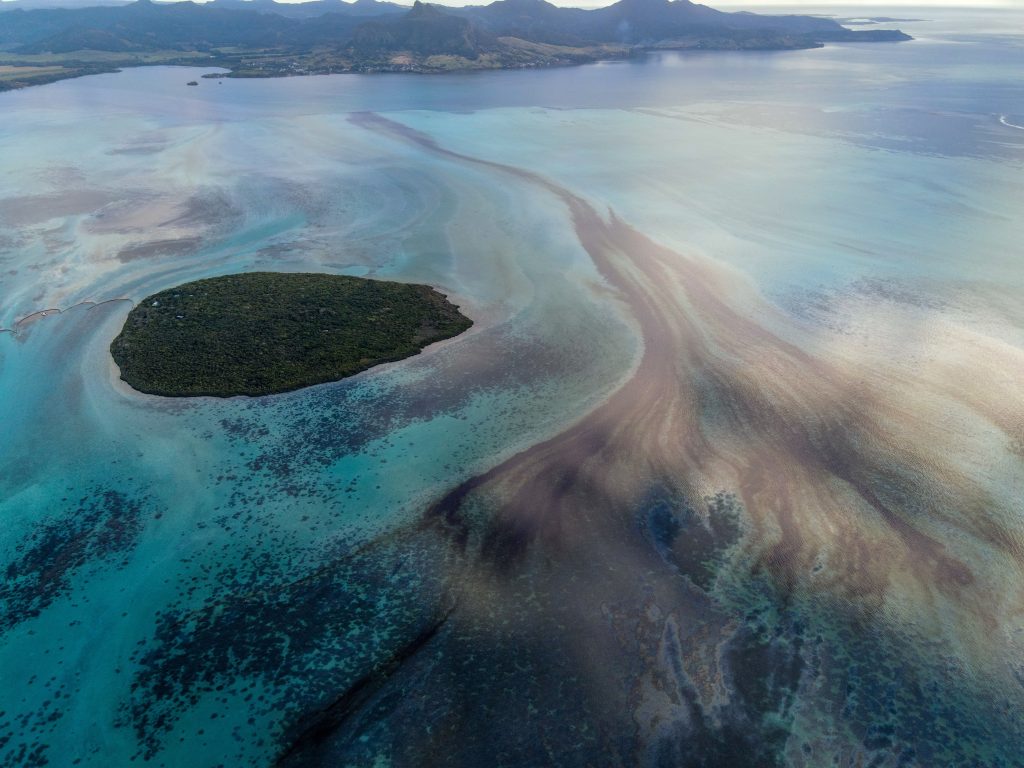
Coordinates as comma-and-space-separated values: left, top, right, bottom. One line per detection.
0, 33, 911, 94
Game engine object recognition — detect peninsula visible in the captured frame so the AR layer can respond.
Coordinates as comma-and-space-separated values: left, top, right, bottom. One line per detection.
110, 272, 472, 397
0, 0, 911, 90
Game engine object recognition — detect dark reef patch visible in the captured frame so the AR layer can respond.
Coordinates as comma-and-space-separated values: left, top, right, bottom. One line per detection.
0, 488, 148, 633
125, 527, 457, 763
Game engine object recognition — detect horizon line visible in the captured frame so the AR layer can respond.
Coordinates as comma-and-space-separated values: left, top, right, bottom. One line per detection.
0, 0, 1017, 9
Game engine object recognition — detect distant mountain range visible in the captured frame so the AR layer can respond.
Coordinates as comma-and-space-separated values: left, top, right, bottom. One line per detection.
0, 0, 911, 88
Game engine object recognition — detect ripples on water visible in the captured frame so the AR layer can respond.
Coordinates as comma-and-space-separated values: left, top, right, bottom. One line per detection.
1, 7, 1023, 767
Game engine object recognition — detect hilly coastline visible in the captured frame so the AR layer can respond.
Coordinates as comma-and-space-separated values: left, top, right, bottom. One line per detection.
0, 0, 911, 89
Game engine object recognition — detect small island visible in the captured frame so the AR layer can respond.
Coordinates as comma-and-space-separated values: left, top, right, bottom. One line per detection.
110, 272, 472, 397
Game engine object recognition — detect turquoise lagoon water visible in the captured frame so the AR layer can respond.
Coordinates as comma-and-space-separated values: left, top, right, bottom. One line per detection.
1, 7, 1023, 767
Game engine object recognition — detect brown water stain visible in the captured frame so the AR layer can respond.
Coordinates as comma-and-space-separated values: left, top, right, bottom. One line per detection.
353, 112, 1021, 609
267, 112, 1024, 764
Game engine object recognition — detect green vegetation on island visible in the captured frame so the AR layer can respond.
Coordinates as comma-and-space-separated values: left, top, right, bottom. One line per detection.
0, 0, 912, 91
110, 271, 472, 397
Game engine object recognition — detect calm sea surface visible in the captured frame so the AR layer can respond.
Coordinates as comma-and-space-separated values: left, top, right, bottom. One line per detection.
1, 7, 1023, 766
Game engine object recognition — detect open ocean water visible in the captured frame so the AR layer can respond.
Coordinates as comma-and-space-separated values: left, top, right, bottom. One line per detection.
1, 6, 1023, 766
